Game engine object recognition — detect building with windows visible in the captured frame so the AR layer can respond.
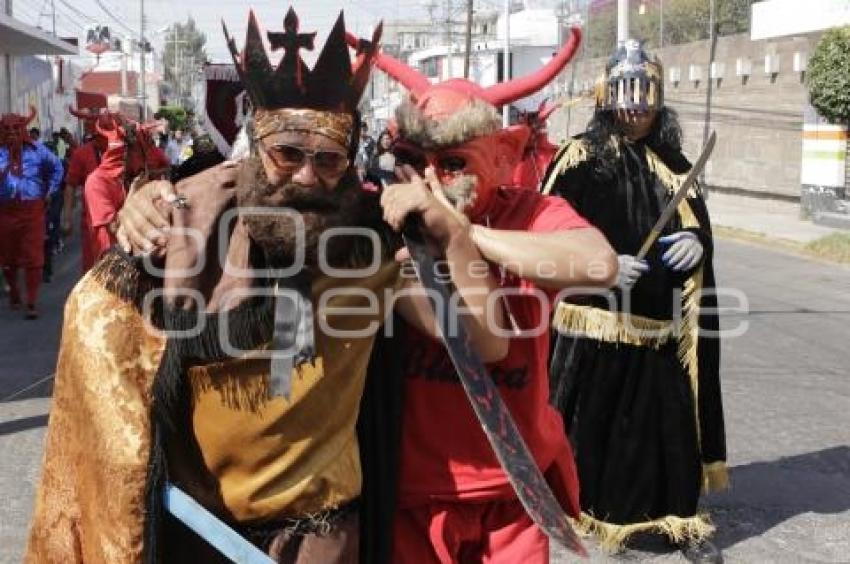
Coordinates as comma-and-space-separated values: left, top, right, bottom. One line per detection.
0, 0, 77, 123
365, 7, 568, 130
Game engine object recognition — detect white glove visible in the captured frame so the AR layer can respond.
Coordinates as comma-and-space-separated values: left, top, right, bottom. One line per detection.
659, 231, 704, 271
617, 254, 649, 290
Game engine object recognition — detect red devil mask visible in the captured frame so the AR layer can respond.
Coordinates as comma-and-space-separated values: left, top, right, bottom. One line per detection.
95, 113, 168, 182
347, 28, 581, 218
0, 106, 37, 176
519, 98, 561, 155
69, 106, 111, 152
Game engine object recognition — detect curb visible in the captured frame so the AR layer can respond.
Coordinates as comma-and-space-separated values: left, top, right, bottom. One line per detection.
714, 225, 850, 266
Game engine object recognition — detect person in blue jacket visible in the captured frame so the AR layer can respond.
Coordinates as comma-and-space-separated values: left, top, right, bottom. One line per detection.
0, 108, 63, 319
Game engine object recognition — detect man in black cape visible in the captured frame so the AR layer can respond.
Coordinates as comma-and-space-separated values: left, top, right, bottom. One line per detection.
542, 39, 727, 563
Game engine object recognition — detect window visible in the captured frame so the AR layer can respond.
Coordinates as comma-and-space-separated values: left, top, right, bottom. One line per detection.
421, 57, 439, 78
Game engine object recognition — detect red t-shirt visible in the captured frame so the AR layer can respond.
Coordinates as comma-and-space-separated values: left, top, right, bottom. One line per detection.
65, 141, 101, 190
398, 186, 591, 507
83, 169, 125, 268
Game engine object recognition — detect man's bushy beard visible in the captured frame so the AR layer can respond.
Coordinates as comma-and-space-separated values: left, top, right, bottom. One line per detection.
235, 154, 372, 270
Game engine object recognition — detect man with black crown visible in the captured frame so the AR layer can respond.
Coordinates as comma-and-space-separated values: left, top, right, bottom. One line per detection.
543, 39, 727, 563
27, 8, 509, 562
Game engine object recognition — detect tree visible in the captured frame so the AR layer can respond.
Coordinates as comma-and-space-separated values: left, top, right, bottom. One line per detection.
807, 26, 850, 124
154, 105, 189, 132
161, 17, 208, 108
587, 0, 757, 57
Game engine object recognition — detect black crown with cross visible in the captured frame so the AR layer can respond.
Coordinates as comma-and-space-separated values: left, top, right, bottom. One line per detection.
222, 7, 382, 115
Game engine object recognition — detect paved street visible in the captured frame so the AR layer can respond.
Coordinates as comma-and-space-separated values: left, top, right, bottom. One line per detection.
2, 235, 850, 563
553, 239, 850, 563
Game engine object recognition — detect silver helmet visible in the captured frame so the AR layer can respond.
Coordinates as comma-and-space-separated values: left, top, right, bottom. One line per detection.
595, 39, 663, 112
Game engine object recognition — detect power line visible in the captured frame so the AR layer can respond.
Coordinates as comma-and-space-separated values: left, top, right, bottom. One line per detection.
13, 4, 41, 23
51, 3, 89, 32
93, 0, 138, 36
56, 0, 101, 25
36, 0, 48, 29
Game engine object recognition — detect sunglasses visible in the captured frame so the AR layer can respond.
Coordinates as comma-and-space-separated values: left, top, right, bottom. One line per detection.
392, 145, 468, 174
260, 142, 349, 176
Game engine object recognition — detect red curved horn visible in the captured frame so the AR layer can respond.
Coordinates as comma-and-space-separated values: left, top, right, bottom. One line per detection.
68, 105, 99, 120
481, 27, 582, 107
95, 113, 116, 138
539, 101, 561, 122
374, 50, 432, 99
25, 105, 37, 125
346, 29, 430, 98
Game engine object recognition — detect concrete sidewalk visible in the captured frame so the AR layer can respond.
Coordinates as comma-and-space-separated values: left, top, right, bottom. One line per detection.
705, 190, 845, 245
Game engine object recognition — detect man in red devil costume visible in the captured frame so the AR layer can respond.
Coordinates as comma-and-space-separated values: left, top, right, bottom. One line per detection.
83, 112, 169, 264
348, 28, 617, 562
512, 99, 562, 190
63, 107, 110, 272
0, 107, 64, 319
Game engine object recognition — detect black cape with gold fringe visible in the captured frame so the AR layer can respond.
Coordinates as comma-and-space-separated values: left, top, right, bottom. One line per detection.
541, 128, 727, 551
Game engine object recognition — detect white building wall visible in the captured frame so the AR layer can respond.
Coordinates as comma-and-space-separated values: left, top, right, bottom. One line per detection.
1, 0, 13, 114
496, 9, 560, 46
14, 56, 53, 129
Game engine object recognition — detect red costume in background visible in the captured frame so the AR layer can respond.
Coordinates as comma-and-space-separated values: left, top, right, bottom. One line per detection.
0, 107, 64, 317
512, 101, 561, 190
83, 114, 168, 265
65, 140, 102, 270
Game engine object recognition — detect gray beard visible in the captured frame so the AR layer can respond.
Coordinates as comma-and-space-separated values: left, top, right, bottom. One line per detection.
442, 173, 479, 213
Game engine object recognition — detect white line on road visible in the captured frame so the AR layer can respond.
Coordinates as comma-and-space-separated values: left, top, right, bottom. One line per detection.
1, 373, 55, 402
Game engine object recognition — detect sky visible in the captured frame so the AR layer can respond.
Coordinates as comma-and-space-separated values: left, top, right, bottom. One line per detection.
14, 0, 439, 64
14, 1, 566, 64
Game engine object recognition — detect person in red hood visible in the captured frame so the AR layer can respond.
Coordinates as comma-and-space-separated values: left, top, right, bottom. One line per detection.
512, 100, 562, 190
62, 107, 110, 272
83, 112, 169, 265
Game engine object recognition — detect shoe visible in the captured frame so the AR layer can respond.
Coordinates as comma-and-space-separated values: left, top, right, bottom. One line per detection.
9, 295, 22, 310
680, 539, 723, 563
25, 305, 38, 320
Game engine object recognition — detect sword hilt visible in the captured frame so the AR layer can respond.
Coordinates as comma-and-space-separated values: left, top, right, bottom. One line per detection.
635, 228, 661, 261
402, 214, 426, 244
378, 178, 427, 245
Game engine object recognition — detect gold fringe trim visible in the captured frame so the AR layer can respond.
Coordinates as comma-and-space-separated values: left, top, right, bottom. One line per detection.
542, 139, 589, 195
552, 302, 675, 349
676, 198, 704, 450
577, 511, 715, 553
702, 461, 730, 493
645, 146, 700, 197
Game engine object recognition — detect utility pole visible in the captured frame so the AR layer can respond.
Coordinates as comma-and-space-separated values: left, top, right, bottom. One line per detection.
659, 0, 664, 49
463, 0, 473, 78
446, 0, 454, 79
617, 0, 629, 46
51, 0, 55, 35
502, 0, 510, 127
140, 0, 147, 120
120, 38, 128, 98
701, 0, 717, 192
168, 28, 188, 106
